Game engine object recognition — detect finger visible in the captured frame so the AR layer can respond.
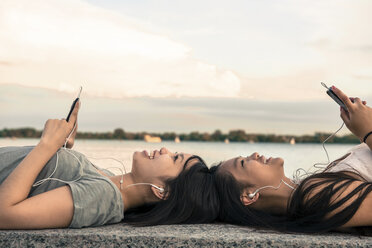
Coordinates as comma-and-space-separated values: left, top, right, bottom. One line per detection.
66, 140, 74, 149
354, 97, 363, 106
340, 107, 350, 124
72, 122, 78, 135
68, 100, 80, 127
332, 86, 354, 112
68, 117, 78, 137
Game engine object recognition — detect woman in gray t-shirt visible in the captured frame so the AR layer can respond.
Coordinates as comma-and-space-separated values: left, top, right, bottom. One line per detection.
0, 101, 219, 229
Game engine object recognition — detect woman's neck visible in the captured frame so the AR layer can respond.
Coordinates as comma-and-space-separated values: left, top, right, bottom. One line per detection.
253, 177, 296, 215
109, 173, 158, 211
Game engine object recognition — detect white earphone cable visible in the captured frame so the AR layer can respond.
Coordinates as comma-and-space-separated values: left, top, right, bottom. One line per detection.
122, 183, 164, 192
33, 122, 83, 187
249, 178, 295, 198
292, 122, 345, 184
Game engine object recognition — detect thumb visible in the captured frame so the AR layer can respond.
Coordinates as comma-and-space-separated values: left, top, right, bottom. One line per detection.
332, 86, 354, 112
68, 100, 80, 127
340, 107, 350, 125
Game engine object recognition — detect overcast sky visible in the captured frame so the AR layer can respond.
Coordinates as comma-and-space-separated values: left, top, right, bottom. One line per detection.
1, 0, 371, 135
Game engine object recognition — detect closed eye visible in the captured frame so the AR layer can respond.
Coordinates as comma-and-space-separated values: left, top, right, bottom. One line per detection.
174, 154, 179, 162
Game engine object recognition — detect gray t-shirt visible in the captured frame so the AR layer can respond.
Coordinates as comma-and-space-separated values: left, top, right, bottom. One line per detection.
0, 146, 124, 228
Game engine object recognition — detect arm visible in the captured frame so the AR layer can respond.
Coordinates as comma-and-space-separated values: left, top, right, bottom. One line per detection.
334, 180, 372, 228
366, 136, 372, 152
332, 86, 372, 151
0, 101, 80, 229
303, 176, 372, 228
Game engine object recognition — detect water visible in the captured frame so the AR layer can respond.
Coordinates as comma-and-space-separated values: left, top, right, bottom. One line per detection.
0, 138, 355, 178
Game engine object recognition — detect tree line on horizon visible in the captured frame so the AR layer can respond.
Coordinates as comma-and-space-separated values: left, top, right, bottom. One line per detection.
0, 127, 360, 144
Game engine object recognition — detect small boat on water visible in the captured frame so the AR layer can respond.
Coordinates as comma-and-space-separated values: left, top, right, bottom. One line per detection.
290, 137, 296, 145
144, 134, 162, 143
174, 136, 181, 143
224, 138, 230, 144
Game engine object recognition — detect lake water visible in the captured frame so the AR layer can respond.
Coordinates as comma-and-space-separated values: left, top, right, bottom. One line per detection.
0, 138, 356, 179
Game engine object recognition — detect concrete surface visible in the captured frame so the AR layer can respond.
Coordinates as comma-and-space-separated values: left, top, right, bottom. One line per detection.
1, 223, 372, 247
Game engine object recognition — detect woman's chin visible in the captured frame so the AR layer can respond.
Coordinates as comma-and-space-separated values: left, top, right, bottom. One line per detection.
133, 151, 144, 160
132, 152, 142, 166
270, 157, 284, 167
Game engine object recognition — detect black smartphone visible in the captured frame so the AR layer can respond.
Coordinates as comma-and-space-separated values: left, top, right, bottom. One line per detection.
321, 82, 348, 111
66, 86, 82, 122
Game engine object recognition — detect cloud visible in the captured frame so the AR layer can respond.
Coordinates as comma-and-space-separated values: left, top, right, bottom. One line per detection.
352, 74, 372, 81
0, 0, 241, 98
0, 61, 13, 66
281, 0, 372, 83
4, 84, 370, 135
230, 0, 372, 100
1, 0, 371, 102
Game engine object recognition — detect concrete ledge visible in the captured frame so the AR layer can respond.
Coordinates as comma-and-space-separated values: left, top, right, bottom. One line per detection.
1, 223, 371, 247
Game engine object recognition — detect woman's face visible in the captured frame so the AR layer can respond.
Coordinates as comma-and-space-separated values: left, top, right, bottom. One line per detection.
131, 147, 195, 183
219, 152, 285, 191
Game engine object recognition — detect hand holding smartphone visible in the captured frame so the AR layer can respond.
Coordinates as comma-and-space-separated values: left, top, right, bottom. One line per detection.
321, 82, 348, 111
66, 86, 82, 122
62, 86, 82, 148
322, 82, 367, 112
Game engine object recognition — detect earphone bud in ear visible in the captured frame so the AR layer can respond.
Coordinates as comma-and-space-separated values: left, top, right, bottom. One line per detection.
151, 184, 164, 193
248, 193, 255, 199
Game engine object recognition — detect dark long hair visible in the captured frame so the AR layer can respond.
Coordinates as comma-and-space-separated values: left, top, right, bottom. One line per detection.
212, 164, 286, 229
124, 156, 220, 226
212, 163, 372, 234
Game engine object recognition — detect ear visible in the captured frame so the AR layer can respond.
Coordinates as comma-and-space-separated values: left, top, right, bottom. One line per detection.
150, 185, 168, 200
240, 192, 260, 206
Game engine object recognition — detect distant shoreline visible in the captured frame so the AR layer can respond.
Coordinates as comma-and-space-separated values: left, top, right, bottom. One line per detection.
0, 127, 360, 144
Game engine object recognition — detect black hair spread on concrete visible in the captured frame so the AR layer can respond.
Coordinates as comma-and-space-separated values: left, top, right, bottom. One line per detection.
212, 164, 372, 235
124, 156, 220, 226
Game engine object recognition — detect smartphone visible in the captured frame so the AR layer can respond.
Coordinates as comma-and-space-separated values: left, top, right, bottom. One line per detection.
66, 86, 82, 122
321, 82, 348, 111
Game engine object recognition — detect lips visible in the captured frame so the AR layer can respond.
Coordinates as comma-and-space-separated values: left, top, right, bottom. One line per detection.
144, 150, 159, 159
259, 155, 266, 164
259, 155, 272, 164
151, 150, 158, 158
143, 150, 153, 159
142, 149, 166, 160
143, 150, 149, 157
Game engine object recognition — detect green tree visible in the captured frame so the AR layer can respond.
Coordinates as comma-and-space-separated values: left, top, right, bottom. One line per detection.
113, 128, 125, 139
211, 129, 224, 141
228, 130, 247, 142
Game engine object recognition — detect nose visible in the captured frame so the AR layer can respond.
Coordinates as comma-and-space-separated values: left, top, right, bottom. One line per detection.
249, 152, 259, 159
160, 147, 170, 155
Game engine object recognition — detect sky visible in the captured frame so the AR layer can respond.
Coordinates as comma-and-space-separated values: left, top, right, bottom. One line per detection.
1, 0, 372, 135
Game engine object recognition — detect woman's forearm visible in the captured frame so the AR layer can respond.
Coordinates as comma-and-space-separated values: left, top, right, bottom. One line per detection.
0, 141, 59, 207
